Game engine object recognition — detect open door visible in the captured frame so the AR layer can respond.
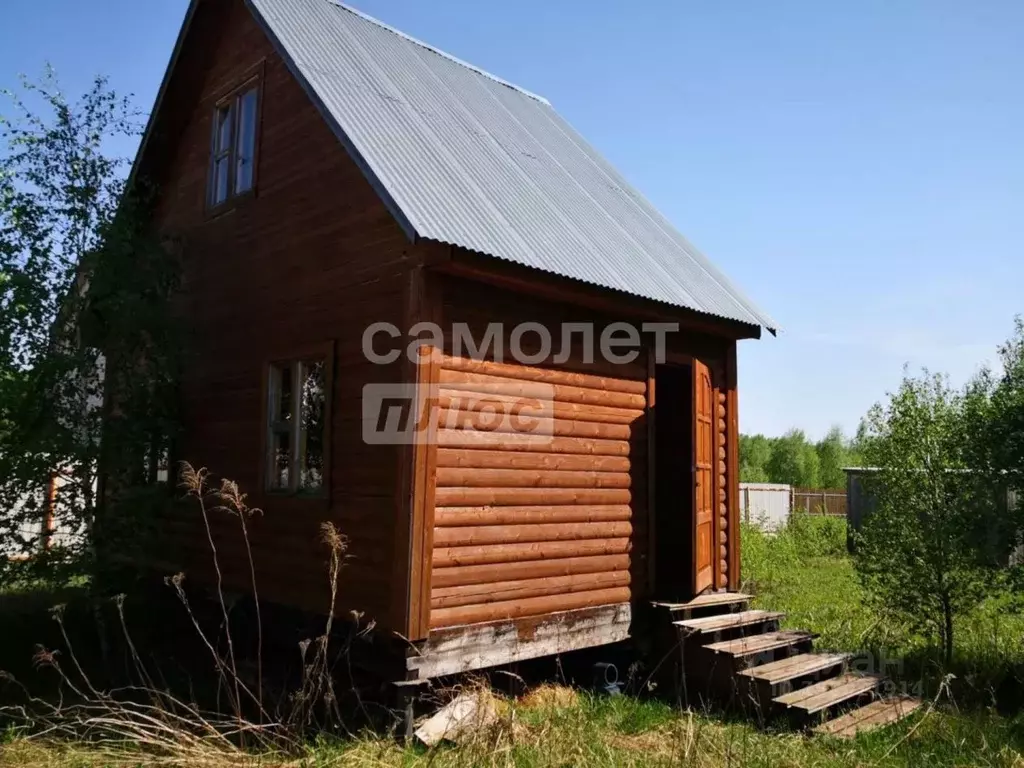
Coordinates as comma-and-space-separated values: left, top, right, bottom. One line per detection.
693, 360, 714, 594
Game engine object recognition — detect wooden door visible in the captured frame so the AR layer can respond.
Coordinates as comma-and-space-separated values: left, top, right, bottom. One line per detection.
693, 360, 714, 594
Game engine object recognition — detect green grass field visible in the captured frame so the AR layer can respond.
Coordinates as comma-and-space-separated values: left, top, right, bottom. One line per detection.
3, 516, 1024, 766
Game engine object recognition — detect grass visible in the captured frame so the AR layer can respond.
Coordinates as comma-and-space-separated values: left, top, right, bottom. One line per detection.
742, 514, 1024, 709
4, 514, 1024, 766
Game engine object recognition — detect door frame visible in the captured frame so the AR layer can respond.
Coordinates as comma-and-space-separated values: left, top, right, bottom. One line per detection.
648, 349, 733, 600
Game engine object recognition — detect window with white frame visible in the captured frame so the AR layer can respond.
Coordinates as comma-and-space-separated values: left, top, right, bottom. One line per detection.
266, 359, 327, 493
208, 81, 259, 207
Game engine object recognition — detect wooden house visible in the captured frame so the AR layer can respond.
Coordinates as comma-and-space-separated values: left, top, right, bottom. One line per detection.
132, 0, 777, 683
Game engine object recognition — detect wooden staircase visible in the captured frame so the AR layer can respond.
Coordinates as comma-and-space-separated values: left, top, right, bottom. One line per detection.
651, 593, 922, 738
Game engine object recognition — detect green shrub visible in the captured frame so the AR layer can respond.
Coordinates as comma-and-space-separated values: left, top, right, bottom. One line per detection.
788, 512, 848, 558
740, 515, 849, 595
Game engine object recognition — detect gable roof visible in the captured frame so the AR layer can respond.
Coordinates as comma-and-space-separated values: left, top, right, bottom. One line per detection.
146, 0, 777, 332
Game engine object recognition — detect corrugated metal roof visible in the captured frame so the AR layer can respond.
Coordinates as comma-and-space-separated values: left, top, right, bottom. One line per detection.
247, 0, 777, 332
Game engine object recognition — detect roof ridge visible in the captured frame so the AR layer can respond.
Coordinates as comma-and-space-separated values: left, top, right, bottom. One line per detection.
324, 0, 551, 106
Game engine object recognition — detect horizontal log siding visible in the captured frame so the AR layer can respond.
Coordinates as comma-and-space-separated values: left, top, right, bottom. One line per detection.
145, 0, 413, 628
428, 279, 649, 629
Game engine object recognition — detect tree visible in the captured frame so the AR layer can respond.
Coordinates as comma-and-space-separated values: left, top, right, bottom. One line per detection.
739, 433, 772, 482
984, 317, 1024, 494
740, 428, 861, 486
854, 370, 998, 666
816, 425, 850, 489
0, 70, 178, 587
766, 429, 820, 488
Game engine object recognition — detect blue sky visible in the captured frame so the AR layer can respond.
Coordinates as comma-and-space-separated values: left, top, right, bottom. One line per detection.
2, 1, 1021, 439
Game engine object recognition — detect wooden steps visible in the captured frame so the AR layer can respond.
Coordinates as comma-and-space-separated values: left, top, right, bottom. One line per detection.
814, 696, 923, 738
652, 591, 921, 737
653, 592, 751, 617
674, 610, 784, 636
740, 653, 849, 685
702, 630, 815, 660
774, 672, 882, 715
738, 653, 849, 698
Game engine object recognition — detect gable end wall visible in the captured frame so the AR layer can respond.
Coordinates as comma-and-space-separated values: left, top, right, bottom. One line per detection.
147, 0, 421, 632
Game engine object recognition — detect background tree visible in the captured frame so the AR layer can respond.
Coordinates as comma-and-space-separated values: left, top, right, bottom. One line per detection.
765, 429, 821, 488
984, 317, 1024, 495
739, 433, 772, 482
740, 427, 862, 486
0, 70, 178, 587
854, 370, 999, 665
816, 425, 851, 489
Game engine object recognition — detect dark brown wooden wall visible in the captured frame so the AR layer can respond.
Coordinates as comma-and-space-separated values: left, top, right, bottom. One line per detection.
146, 0, 416, 630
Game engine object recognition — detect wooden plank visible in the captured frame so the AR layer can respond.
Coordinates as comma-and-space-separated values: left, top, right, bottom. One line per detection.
645, 345, 657, 598
725, 342, 741, 590
431, 554, 631, 588
814, 696, 922, 739
436, 467, 631, 489
774, 673, 881, 714
702, 631, 815, 659
429, 586, 630, 628
435, 505, 632, 527
438, 409, 631, 440
434, 487, 631, 507
738, 653, 849, 684
674, 609, 783, 634
434, 538, 631, 568
431, 571, 630, 608
416, 340, 442, 637
438, 389, 643, 426
409, 602, 632, 678
436, 430, 630, 456
438, 369, 647, 410
652, 591, 751, 610
440, 355, 647, 395
435, 449, 631, 473
433, 521, 632, 547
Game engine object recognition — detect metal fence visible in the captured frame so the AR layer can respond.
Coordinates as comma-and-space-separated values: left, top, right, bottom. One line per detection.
740, 483, 847, 531
740, 483, 791, 530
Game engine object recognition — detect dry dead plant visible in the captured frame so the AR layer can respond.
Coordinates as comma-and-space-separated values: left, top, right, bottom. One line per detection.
0, 463, 369, 765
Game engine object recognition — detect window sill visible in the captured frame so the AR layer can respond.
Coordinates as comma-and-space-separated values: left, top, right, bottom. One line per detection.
205, 189, 256, 221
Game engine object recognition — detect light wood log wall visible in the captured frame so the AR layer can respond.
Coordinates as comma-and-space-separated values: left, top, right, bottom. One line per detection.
428, 280, 649, 630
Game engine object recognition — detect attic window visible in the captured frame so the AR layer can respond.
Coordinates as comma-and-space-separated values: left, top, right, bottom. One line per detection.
208, 79, 260, 207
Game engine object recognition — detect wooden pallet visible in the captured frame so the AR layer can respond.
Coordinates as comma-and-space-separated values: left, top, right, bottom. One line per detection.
814, 696, 922, 738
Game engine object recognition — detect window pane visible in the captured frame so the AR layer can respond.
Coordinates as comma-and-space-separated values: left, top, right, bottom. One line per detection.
273, 363, 293, 424
235, 88, 258, 194
216, 104, 233, 152
298, 360, 326, 491
212, 157, 230, 205
269, 430, 291, 490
